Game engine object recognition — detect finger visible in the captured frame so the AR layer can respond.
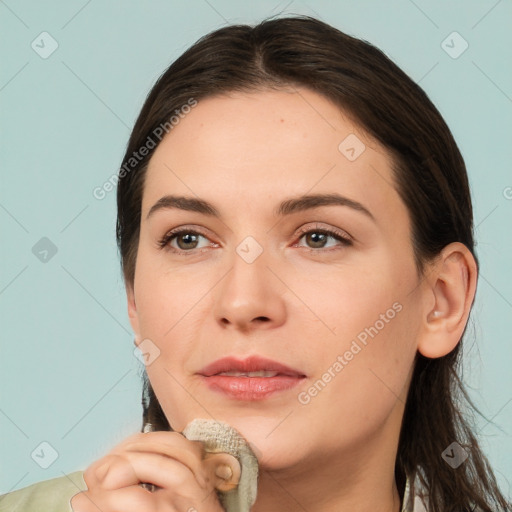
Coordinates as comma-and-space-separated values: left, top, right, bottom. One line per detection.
72, 486, 221, 512
92, 451, 217, 493
124, 438, 240, 492
118, 432, 207, 487
71, 485, 157, 512
116, 433, 206, 479
122, 434, 241, 492
83, 454, 128, 490
114, 431, 203, 458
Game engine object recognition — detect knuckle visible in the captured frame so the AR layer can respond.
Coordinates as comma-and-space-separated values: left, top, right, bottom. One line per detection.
82, 467, 96, 488
83, 453, 128, 487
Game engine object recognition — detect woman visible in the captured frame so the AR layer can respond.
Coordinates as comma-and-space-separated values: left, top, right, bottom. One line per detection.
1, 15, 509, 512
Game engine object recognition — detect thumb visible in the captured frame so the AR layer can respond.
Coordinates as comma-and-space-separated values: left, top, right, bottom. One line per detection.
203, 453, 241, 492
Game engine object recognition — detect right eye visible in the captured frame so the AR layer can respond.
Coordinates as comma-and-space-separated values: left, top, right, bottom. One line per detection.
158, 228, 215, 253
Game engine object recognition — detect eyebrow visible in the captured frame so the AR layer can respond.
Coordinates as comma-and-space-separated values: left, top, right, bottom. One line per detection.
146, 193, 375, 221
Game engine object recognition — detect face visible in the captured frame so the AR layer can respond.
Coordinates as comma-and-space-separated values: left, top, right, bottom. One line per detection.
127, 88, 425, 473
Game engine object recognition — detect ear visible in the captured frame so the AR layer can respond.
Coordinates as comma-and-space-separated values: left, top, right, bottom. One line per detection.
417, 242, 478, 358
126, 282, 142, 346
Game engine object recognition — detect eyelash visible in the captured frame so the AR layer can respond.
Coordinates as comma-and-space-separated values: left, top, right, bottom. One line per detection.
157, 225, 353, 255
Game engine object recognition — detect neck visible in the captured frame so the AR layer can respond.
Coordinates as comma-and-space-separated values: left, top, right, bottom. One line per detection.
252, 462, 402, 512
250, 410, 404, 512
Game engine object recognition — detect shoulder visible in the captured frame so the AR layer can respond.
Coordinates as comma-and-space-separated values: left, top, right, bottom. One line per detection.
0, 471, 87, 512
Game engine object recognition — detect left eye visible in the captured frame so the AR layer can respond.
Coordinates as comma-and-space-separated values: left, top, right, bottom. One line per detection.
295, 228, 352, 250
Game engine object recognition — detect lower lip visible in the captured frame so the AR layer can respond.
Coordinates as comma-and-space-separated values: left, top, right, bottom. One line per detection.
199, 375, 305, 401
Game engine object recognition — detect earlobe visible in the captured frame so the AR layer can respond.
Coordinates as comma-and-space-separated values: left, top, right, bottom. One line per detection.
417, 242, 477, 359
126, 283, 142, 343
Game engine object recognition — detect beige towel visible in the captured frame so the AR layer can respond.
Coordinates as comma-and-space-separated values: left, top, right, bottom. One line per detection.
182, 419, 259, 512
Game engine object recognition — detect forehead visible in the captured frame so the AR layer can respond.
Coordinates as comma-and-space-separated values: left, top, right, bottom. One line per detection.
142, 88, 406, 226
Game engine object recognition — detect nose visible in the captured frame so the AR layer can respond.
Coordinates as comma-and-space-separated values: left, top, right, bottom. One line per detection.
213, 246, 286, 333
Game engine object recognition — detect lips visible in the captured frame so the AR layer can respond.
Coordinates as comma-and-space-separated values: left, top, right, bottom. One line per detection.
197, 355, 306, 401
198, 355, 306, 378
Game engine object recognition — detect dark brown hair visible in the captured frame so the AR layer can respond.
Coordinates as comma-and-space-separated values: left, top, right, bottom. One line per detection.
116, 15, 510, 512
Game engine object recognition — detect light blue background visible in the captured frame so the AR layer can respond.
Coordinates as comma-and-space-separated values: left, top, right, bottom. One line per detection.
1, 0, 511, 497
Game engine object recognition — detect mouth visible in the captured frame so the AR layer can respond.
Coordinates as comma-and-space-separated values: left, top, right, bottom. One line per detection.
197, 355, 307, 401
214, 370, 285, 377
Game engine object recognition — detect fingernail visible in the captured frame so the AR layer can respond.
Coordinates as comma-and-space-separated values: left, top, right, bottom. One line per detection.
215, 464, 233, 481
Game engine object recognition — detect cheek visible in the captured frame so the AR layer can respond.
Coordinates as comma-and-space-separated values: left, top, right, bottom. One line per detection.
289, 253, 419, 432
134, 253, 208, 339
132, 257, 207, 428
287, 252, 412, 350
294, 307, 417, 451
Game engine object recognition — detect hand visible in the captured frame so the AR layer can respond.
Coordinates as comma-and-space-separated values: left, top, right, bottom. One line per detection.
70, 430, 239, 512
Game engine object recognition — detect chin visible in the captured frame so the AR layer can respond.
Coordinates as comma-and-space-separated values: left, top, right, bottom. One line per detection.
170, 405, 309, 469
214, 414, 306, 471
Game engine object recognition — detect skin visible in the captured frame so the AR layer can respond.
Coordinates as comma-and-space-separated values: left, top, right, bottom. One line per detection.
72, 88, 477, 512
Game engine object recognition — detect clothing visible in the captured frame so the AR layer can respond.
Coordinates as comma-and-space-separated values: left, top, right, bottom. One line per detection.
0, 471, 87, 512
0, 470, 427, 511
